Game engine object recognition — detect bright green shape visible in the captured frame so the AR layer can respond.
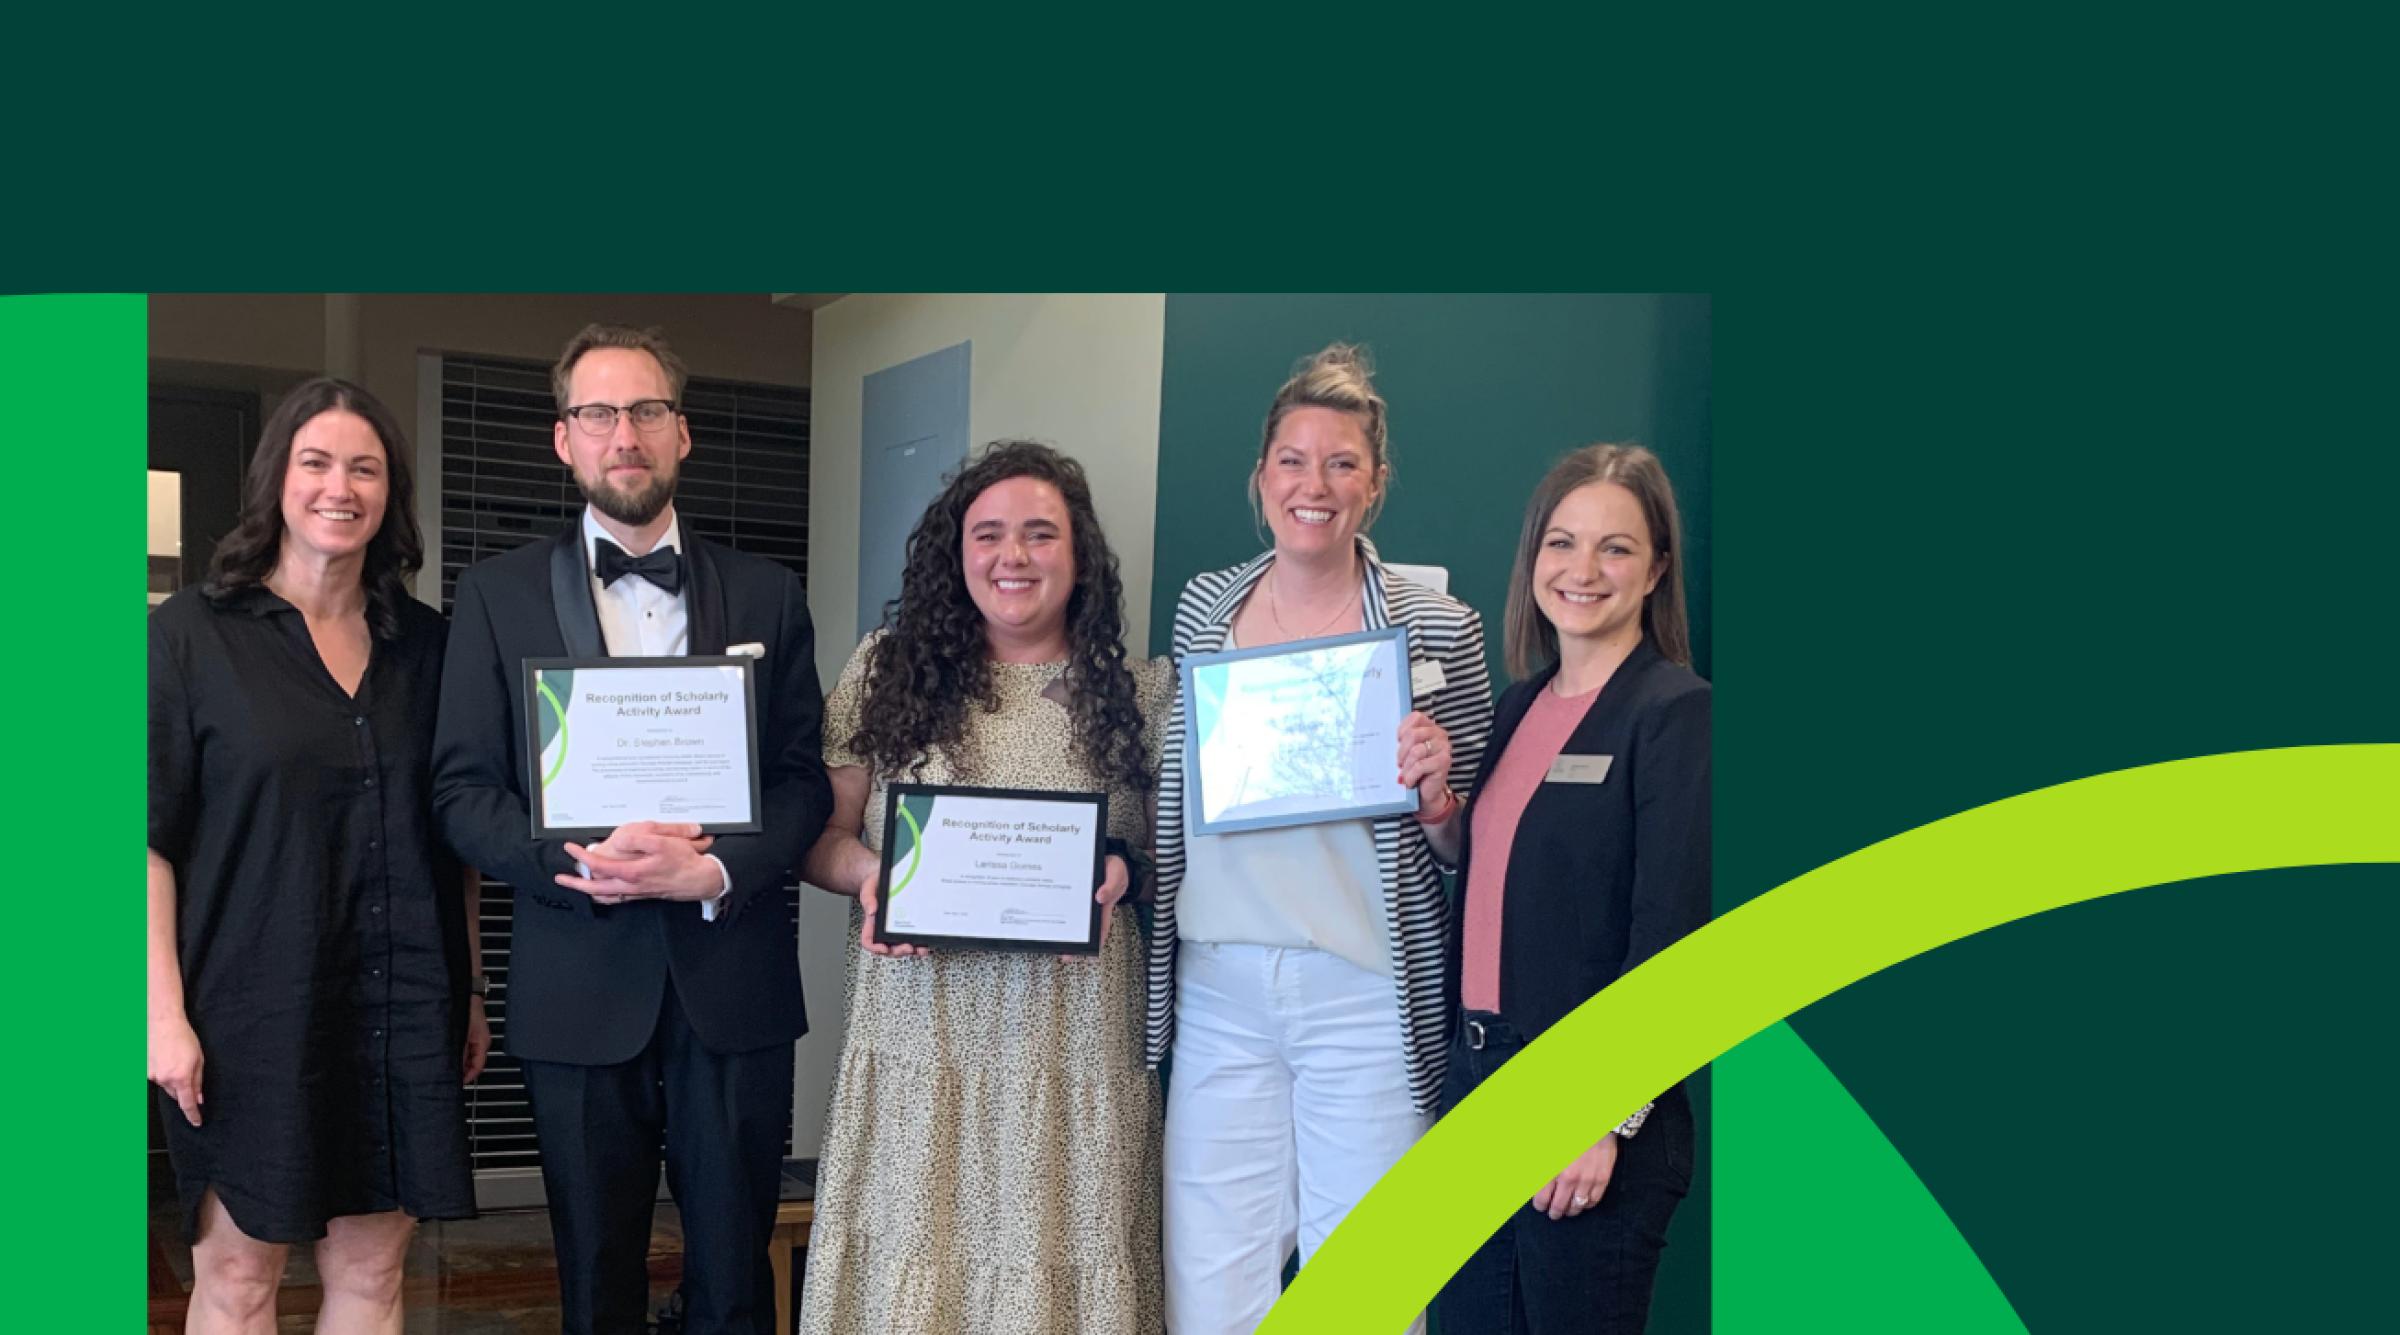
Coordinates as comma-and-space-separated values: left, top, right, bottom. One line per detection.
17, 295, 145, 1329
537, 677, 570, 787
1262, 745, 2400, 1333
888, 797, 926, 899
1717, 1021, 2026, 1332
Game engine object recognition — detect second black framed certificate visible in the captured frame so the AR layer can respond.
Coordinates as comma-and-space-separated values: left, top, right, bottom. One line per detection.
524, 656, 763, 840
873, 784, 1109, 953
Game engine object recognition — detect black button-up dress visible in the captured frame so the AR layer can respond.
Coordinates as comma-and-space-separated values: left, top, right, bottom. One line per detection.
148, 584, 475, 1243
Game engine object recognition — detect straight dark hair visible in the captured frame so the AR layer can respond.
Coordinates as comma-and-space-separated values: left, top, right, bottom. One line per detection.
202, 378, 424, 640
1503, 443, 1691, 679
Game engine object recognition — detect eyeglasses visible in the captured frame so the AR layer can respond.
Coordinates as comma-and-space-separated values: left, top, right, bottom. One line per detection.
562, 400, 678, 435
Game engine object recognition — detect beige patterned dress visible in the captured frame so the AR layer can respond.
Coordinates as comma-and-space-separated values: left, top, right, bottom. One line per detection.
800, 633, 1169, 1335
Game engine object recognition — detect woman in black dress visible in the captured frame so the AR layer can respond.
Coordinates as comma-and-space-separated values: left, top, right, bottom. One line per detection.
147, 379, 484, 1333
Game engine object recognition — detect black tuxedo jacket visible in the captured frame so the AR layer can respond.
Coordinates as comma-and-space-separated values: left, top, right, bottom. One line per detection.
1446, 638, 1711, 1043
433, 525, 832, 1065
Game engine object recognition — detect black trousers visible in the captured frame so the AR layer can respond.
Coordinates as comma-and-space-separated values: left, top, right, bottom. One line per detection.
521, 985, 795, 1335
1429, 1011, 1694, 1335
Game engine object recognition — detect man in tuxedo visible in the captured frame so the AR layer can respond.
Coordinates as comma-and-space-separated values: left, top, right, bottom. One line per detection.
433, 324, 830, 1335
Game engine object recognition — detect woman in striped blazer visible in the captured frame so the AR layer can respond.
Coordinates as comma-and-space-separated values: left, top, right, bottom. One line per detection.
1151, 344, 1494, 1334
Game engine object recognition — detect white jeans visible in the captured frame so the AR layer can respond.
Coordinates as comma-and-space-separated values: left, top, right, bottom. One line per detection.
1163, 941, 1431, 1335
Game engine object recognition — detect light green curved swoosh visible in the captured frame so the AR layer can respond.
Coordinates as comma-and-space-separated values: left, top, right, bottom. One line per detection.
888, 798, 925, 900
536, 679, 570, 787
1262, 744, 2400, 1332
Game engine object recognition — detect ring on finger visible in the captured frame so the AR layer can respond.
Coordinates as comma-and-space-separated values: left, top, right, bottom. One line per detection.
1570, 1194, 1589, 1207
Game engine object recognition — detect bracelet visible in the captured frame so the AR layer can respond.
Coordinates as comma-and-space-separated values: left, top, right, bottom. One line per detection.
1614, 1100, 1655, 1139
1418, 785, 1462, 825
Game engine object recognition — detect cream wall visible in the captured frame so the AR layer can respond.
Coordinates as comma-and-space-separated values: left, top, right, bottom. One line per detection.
792, 293, 1165, 1158
804, 293, 1167, 688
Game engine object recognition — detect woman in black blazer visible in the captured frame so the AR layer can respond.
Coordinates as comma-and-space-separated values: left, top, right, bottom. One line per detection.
1430, 444, 1710, 1335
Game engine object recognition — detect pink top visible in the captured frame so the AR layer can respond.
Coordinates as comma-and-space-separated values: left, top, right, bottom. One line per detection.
1460, 682, 1600, 1013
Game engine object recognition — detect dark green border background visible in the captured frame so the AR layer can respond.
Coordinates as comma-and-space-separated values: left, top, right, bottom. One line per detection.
58, 277, 2400, 1332
1718, 285, 2400, 1329
31, 18, 2395, 1324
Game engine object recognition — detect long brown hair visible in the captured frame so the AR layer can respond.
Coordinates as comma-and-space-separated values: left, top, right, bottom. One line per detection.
1503, 444, 1691, 679
201, 378, 423, 640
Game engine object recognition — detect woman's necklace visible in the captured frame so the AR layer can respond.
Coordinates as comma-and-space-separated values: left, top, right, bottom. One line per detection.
1266, 567, 1360, 640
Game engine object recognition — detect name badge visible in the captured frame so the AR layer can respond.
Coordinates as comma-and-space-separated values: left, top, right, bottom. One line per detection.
1410, 659, 1447, 697
1546, 754, 1613, 785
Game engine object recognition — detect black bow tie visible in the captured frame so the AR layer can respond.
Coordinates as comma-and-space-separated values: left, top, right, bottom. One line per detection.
595, 539, 684, 594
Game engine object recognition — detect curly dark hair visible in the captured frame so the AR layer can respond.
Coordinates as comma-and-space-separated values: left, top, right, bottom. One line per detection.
201, 377, 424, 640
849, 441, 1152, 797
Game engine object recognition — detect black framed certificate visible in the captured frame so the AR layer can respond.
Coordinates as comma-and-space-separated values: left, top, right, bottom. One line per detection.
1180, 625, 1419, 836
873, 784, 1109, 953
523, 656, 764, 839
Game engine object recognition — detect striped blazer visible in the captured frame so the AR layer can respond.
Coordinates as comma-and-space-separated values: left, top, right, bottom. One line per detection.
1147, 537, 1495, 1113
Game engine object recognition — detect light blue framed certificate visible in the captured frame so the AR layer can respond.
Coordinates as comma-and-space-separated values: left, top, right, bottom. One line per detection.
1180, 626, 1419, 836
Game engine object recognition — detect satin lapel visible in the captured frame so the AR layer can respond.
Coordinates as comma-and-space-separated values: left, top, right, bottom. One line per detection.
548, 527, 605, 658
683, 540, 728, 656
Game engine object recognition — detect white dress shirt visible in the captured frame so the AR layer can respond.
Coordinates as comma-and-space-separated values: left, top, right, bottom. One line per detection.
580, 506, 731, 919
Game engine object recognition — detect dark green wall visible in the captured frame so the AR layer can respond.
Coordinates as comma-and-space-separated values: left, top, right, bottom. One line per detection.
1150, 294, 1712, 1332
1148, 293, 1711, 686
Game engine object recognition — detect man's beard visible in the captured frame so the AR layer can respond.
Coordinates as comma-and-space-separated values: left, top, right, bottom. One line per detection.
580, 465, 676, 527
